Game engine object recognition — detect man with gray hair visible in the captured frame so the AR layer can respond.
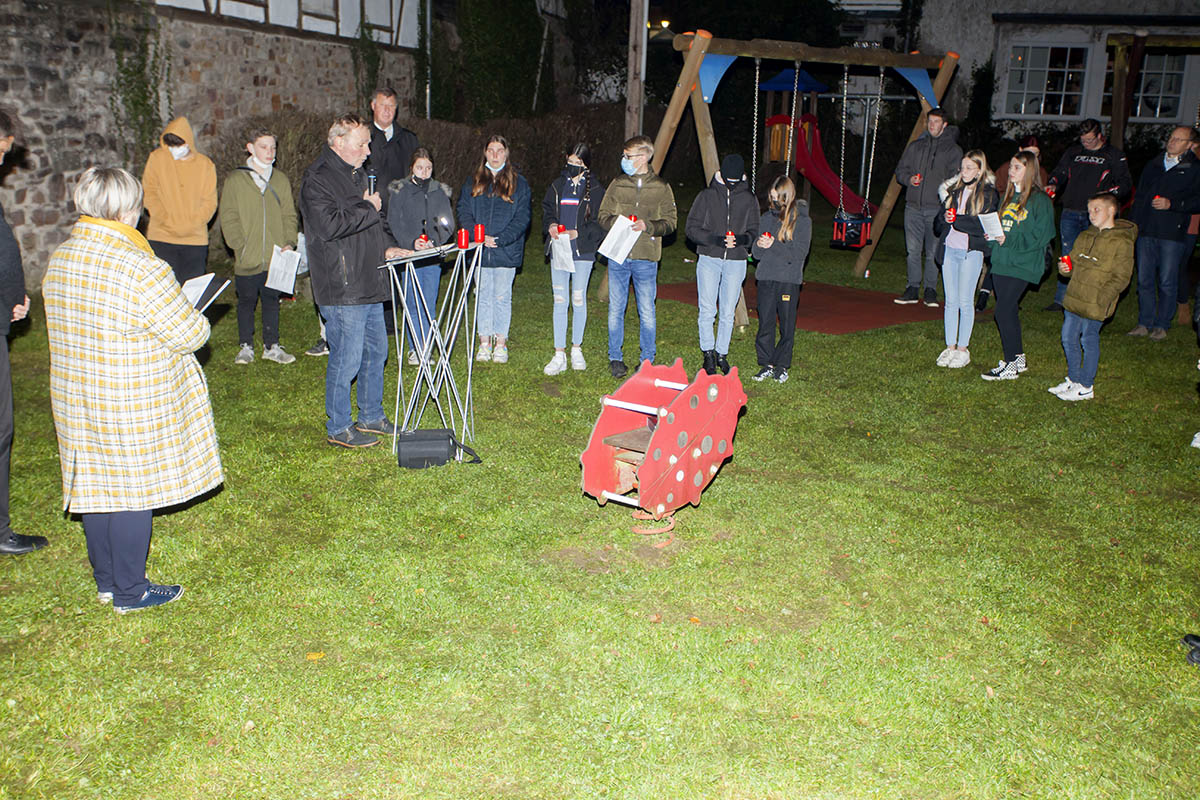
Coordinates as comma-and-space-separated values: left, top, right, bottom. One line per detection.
299, 113, 405, 448
0, 110, 44, 554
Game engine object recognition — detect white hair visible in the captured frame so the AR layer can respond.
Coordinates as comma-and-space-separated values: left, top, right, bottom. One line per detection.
73, 166, 144, 222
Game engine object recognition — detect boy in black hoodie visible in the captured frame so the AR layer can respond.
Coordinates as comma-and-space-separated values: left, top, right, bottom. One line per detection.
685, 154, 759, 375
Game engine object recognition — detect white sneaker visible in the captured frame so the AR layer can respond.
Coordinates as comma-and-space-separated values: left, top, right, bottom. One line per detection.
947, 349, 970, 368
475, 343, 492, 362
936, 347, 954, 367
1048, 377, 1073, 396
492, 344, 509, 364
543, 351, 568, 375
407, 350, 420, 366
1059, 383, 1094, 401
234, 343, 254, 365
570, 346, 587, 371
1191, 432, 1200, 449
262, 344, 295, 364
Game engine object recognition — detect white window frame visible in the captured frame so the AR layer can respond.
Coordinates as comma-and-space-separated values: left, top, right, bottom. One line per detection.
1101, 49, 1196, 124
996, 38, 1096, 123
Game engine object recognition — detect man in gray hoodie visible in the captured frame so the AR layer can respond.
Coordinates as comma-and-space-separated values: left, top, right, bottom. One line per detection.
894, 108, 962, 307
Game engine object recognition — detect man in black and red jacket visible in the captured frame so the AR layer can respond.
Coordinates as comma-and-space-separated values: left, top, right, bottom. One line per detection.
1044, 118, 1132, 311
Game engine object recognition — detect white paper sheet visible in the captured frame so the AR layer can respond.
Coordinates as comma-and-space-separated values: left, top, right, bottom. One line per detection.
980, 212, 1004, 240
266, 245, 302, 294
598, 215, 642, 264
549, 234, 575, 273
181, 273, 230, 312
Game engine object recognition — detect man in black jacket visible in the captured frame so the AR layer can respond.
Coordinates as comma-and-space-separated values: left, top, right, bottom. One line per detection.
364, 87, 419, 218
1128, 126, 1200, 340
1044, 119, 1132, 311
0, 110, 43, 555
894, 108, 962, 307
299, 113, 405, 448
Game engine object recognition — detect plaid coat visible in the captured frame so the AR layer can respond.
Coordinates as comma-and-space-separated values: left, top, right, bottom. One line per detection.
42, 217, 223, 513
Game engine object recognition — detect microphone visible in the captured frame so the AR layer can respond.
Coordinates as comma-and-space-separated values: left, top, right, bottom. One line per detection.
367, 169, 377, 195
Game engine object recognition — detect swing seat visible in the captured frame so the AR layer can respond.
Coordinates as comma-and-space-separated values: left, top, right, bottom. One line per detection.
831, 212, 872, 250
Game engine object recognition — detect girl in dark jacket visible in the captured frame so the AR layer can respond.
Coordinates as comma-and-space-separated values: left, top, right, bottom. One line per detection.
933, 150, 1000, 369
387, 148, 455, 364
457, 135, 532, 364
541, 143, 604, 375
750, 176, 811, 384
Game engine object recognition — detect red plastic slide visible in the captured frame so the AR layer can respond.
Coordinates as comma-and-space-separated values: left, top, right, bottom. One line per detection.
766, 113, 878, 216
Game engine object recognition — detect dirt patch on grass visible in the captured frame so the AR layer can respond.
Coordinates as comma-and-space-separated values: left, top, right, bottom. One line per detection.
543, 546, 615, 574
540, 381, 561, 397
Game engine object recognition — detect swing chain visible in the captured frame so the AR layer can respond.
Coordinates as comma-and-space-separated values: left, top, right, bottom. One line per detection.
784, 61, 800, 175
837, 63, 848, 216
751, 58, 760, 195
862, 66, 884, 216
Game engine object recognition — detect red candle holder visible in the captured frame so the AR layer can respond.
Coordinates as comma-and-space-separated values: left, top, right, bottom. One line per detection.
1060, 255, 1072, 274
474, 223, 485, 243
456, 228, 469, 248
912, 173, 923, 186
629, 215, 637, 222
557, 224, 566, 233
947, 208, 957, 223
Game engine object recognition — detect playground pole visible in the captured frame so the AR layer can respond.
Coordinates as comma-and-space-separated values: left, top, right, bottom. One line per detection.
651, 31, 712, 174
852, 51, 958, 278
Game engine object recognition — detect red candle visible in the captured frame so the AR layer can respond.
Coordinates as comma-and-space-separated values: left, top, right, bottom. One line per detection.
456, 228, 469, 248
1060, 255, 1072, 273
557, 224, 566, 233
912, 173, 922, 186
474, 223, 485, 242
629, 215, 637, 222
947, 208, 957, 223
763, 232, 772, 239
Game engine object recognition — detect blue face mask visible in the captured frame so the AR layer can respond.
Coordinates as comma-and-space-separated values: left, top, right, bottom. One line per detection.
486, 162, 505, 174
621, 156, 637, 176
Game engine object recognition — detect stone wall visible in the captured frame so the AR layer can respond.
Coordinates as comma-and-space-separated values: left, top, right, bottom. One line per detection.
0, 0, 416, 290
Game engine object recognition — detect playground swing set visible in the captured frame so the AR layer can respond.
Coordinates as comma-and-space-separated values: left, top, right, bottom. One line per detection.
579, 33, 959, 539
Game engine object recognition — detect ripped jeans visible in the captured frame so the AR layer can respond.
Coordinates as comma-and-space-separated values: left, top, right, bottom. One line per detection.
550, 259, 594, 348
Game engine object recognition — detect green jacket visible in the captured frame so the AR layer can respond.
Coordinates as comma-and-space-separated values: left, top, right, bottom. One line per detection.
988, 190, 1055, 283
219, 166, 298, 276
1063, 220, 1136, 321
598, 170, 677, 262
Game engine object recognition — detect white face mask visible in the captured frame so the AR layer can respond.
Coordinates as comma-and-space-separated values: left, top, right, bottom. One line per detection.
168, 144, 190, 160
250, 154, 273, 171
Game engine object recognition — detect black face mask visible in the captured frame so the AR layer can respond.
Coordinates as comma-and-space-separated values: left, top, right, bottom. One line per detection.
962, 175, 978, 186
725, 177, 741, 189
566, 164, 586, 178
415, 176, 431, 189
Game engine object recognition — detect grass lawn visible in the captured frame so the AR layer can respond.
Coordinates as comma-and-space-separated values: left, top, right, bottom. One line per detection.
2, 190, 1199, 799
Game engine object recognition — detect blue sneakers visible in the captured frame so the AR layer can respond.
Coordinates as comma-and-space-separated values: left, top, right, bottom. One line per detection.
114, 583, 183, 615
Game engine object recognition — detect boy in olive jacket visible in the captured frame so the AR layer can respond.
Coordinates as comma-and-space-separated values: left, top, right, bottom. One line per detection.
1049, 193, 1136, 401
220, 129, 299, 365
598, 135, 677, 378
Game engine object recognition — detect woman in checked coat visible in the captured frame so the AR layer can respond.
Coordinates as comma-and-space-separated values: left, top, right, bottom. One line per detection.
42, 166, 223, 615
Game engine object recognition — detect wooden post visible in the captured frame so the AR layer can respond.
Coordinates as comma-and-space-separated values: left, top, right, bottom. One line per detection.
853, 51, 959, 277
1114, 33, 1147, 150
651, 31, 712, 174
624, 0, 647, 138
690, 84, 720, 181
1110, 44, 1130, 150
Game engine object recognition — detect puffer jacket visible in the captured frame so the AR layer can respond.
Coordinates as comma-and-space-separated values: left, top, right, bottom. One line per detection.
895, 125, 963, 209
1062, 220, 1136, 321
456, 172, 532, 269
597, 170, 677, 262
685, 173, 760, 260
387, 176, 456, 265
298, 145, 394, 306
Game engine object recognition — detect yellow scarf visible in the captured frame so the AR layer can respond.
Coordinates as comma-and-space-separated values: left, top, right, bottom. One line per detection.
80, 215, 156, 256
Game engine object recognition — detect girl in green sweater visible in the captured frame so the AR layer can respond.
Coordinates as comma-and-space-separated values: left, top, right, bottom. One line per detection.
981, 151, 1056, 381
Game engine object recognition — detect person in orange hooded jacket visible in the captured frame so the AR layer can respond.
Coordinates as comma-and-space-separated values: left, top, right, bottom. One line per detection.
142, 116, 217, 284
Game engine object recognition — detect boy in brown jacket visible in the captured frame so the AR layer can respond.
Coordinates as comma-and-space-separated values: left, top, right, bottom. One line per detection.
1048, 193, 1136, 401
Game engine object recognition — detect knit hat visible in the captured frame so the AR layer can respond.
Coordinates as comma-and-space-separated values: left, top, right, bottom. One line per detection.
720, 154, 745, 181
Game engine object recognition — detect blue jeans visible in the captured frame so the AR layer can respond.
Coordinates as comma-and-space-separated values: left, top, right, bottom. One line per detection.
1135, 235, 1187, 330
607, 258, 657, 363
477, 267, 516, 339
696, 254, 747, 354
403, 263, 442, 355
941, 246, 984, 347
1053, 209, 1090, 304
1061, 310, 1103, 387
319, 302, 388, 436
551, 260, 594, 348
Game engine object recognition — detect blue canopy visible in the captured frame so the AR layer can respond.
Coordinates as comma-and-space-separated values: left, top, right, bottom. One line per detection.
759, 68, 827, 93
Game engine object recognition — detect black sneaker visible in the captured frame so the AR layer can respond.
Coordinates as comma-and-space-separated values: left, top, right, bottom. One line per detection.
355, 417, 397, 436
975, 290, 990, 312
327, 427, 379, 448
701, 350, 717, 375
923, 289, 939, 307
1042, 302, 1064, 312
894, 286, 919, 304
610, 359, 628, 379
752, 366, 775, 382
774, 368, 789, 384
716, 353, 730, 375
981, 360, 1019, 381
305, 338, 330, 357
